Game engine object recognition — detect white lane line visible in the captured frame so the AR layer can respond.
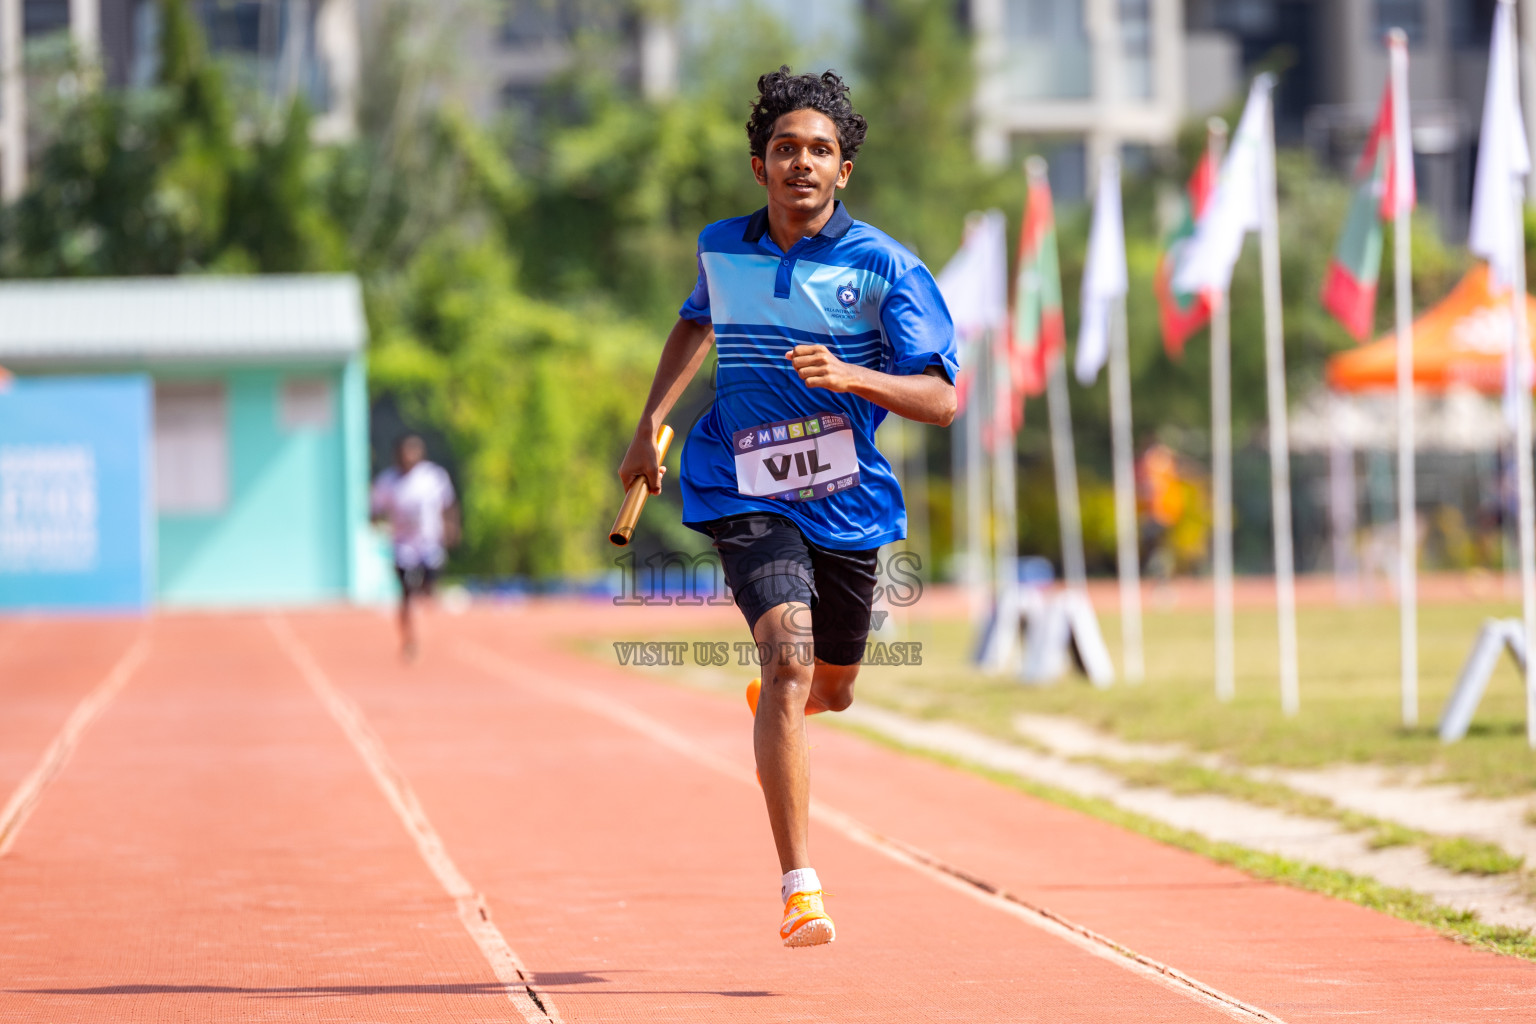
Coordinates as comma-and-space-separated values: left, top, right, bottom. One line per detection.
0, 633, 151, 856
457, 640, 1289, 1024
266, 617, 561, 1024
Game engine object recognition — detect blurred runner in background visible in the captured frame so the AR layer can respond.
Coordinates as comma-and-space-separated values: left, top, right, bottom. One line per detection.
372, 435, 459, 660
1137, 442, 1209, 582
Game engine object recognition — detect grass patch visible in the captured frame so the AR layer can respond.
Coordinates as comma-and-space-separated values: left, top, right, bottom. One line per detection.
1429, 836, 1527, 876
619, 599, 1536, 797
618, 601, 1536, 795
1368, 821, 1421, 850
1084, 756, 1367, 825
1073, 755, 1526, 876
833, 720, 1536, 961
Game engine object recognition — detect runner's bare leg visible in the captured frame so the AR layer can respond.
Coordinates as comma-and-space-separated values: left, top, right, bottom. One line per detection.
399, 590, 418, 659
752, 605, 861, 872
808, 659, 859, 713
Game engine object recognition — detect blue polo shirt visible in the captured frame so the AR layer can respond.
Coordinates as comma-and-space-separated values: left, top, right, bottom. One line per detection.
677, 202, 958, 551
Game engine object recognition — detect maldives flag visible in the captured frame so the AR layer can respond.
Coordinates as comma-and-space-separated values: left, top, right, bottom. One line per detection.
1012, 166, 1066, 410
1154, 152, 1216, 358
1321, 79, 1415, 340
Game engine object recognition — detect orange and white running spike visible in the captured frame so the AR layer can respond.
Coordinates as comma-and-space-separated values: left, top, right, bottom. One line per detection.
745, 677, 761, 716
780, 890, 835, 947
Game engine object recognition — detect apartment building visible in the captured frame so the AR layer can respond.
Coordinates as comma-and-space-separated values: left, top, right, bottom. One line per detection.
473, 0, 1197, 202
3, 0, 1528, 235
469, 0, 860, 127
1187, 0, 1524, 240
0, 0, 359, 201
970, 0, 1193, 200
1306, 0, 1497, 240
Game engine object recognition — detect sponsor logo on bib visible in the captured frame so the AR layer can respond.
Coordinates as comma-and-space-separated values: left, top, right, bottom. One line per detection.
730, 413, 860, 503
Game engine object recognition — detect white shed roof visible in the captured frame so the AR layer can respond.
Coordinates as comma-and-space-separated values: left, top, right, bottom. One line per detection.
0, 275, 367, 366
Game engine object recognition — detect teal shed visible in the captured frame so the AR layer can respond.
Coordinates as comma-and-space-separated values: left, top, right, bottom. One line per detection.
0, 275, 392, 608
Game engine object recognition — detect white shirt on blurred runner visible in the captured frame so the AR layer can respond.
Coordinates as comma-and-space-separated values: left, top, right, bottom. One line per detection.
371, 461, 456, 570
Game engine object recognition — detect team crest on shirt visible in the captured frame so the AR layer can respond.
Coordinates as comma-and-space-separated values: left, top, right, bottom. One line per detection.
835, 280, 859, 309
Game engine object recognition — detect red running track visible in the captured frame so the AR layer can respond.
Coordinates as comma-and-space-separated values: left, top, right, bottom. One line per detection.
0, 605, 1532, 1023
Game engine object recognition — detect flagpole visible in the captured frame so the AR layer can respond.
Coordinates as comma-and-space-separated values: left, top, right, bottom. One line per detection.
1026, 157, 1089, 598
954, 341, 979, 618
1388, 28, 1418, 728
1509, 0, 1536, 741
1259, 83, 1301, 716
966, 337, 988, 620
1108, 294, 1144, 680
952, 374, 966, 584
1470, 0, 1536, 743
1047, 354, 1088, 594
906, 420, 929, 580
1510, 215, 1536, 746
937, 211, 998, 626
1206, 117, 1235, 703
989, 324, 1020, 672
1521, 0, 1536, 185
1515, 235, 1536, 747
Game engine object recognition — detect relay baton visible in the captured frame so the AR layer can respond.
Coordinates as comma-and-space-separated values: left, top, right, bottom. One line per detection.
609, 424, 674, 546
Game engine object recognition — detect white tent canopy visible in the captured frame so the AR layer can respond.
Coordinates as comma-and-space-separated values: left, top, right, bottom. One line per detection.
1290, 387, 1508, 453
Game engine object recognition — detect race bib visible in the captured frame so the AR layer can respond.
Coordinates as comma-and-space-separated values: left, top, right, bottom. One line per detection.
732, 413, 860, 503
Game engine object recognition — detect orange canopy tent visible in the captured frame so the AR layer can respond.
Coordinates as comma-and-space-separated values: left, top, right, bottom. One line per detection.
1326, 264, 1536, 394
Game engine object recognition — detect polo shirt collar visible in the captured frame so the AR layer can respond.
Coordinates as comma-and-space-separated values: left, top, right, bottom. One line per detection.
743, 201, 853, 245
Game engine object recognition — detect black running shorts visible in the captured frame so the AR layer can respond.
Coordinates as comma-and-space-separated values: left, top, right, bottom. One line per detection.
703, 514, 880, 666
396, 564, 439, 598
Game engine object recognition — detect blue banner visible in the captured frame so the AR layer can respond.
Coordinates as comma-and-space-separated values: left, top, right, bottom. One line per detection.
0, 376, 152, 611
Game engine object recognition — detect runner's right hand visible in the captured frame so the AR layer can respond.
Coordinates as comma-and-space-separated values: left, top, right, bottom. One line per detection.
618, 427, 667, 496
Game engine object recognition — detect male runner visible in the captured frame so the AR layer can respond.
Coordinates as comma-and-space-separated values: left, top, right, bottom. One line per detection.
371, 435, 460, 660
618, 68, 957, 947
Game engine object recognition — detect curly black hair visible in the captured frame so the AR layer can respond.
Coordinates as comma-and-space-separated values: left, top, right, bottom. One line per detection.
746, 66, 868, 163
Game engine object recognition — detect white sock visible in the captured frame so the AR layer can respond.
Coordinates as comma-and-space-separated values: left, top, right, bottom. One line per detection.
781, 868, 821, 903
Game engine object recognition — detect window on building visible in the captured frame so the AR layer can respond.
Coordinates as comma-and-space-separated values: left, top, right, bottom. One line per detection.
23, 0, 69, 37
1373, 0, 1424, 46
280, 378, 333, 431
1452, 0, 1497, 50
1004, 0, 1091, 100
500, 0, 629, 48
155, 382, 228, 514
130, 0, 331, 110
1119, 0, 1153, 100
130, 0, 158, 87
197, 0, 264, 53
1213, 0, 1276, 35
501, 0, 566, 46
1013, 136, 1088, 204
500, 80, 545, 121
1007, 0, 1087, 42
1121, 143, 1153, 177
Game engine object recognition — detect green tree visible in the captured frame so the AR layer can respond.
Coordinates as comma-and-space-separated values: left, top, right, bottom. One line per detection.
0, 0, 342, 275
849, 0, 1004, 264
369, 234, 660, 577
